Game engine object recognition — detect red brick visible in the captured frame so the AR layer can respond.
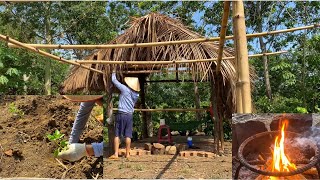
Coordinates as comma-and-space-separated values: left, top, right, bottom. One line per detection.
205, 152, 215, 158
184, 152, 190, 157
197, 152, 205, 157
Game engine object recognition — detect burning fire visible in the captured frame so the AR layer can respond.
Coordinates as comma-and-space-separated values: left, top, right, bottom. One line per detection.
271, 121, 296, 172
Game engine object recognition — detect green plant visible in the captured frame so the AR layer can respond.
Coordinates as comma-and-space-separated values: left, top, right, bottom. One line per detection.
8, 102, 24, 117
46, 130, 68, 157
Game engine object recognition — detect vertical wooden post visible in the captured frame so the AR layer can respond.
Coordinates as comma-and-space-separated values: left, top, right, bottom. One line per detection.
233, 0, 252, 113
194, 81, 202, 131
105, 68, 114, 157
140, 76, 148, 139
210, 81, 221, 154
232, 2, 243, 113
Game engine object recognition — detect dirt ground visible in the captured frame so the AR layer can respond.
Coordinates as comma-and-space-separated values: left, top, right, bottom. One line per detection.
0, 95, 103, 179
104, 136, 232, 179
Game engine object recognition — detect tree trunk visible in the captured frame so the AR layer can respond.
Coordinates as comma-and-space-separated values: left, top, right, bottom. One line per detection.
44, 2, 52, 95
210, 79, 222, 154
147, 111, 153, 137
257, 2, 272, 100
194, 81, 202, 131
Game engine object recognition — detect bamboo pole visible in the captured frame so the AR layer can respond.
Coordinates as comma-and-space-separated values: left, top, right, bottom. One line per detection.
112, 108, 207, 112
146, 80, 200, 83
0, 34, 103, 74
233, 0, 252, 113
233, 2, 243, 113
216, 1, 231, 73
123, 69, 190, 74
74, 51, 287, 65
7, 25, 319, 49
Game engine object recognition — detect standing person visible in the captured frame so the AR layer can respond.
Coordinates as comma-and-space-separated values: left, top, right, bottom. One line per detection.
58, 100, 110, 162
109, 72, 140, 160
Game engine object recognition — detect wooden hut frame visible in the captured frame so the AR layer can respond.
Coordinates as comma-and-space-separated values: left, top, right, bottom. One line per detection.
1, 1, 319, 154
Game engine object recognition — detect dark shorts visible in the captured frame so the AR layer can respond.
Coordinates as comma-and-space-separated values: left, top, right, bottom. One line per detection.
115, 112, 133, 138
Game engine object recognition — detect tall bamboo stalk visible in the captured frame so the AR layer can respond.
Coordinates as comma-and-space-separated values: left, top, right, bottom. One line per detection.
8, 25, 318, 49
233, 0, 252, 113
216, 1, 231, 73
233, 2, 243, 113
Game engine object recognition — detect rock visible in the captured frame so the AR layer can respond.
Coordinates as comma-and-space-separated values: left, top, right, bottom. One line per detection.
165, 146, 177, 155
129, 150, 138, 156
270, 114, 313, 133
153, 143, 165, 149
4, 149, 13, 156
152, 145, 165, 155
48, 120, 57, 127
144, 143, 153, 151
13, 149, 23, 159
232, 120, 268, 156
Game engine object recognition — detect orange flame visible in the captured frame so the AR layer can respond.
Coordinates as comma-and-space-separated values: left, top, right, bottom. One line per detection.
271, 121, 296, 172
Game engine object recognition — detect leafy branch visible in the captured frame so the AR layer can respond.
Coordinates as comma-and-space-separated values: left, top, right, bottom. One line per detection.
47, 130, 68, 157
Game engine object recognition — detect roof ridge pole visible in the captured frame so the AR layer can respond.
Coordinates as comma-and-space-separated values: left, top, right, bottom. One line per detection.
8, 25, 318, 49
233, 0, 252, 113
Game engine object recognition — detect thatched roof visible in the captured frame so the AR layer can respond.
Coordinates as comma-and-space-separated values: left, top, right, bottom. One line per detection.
61, 13, 255, 115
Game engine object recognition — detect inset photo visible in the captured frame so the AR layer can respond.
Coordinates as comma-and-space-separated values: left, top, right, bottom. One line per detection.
0, 95, 103, 179
232, 113, 320, 179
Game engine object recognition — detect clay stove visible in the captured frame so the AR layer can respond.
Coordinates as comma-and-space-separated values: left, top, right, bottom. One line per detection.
234, 122, 320, 179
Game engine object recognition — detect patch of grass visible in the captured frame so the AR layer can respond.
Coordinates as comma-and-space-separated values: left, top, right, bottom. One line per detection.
8, 102, 24, 118
134, 165, 144, 171
118, 163, 131, 169
181, 167, 190, 174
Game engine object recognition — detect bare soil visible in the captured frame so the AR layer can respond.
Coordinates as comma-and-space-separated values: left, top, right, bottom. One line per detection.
0, 95, 103, 179
104, 137, 232, 179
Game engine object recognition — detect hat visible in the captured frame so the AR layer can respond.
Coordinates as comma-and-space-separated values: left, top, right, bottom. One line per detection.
124, 77, 140, 92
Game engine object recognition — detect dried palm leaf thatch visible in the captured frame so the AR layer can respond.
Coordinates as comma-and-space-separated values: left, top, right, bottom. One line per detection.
61, 13, 255, 113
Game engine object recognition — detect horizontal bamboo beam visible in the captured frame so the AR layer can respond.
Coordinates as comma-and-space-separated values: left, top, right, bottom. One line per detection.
0, 34, 103, 74
7, 24, 319, 49
112, 108, 207, 112
146, 80, 201, 83
73, 51, 287, 65
123, 69, 191, 74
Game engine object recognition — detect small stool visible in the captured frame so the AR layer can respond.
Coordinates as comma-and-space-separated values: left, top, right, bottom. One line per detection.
157, 125, 172, 144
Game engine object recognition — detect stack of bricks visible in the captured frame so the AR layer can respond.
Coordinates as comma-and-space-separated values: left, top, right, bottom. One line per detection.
118, 148, 151, 156
179, 151, 216, 158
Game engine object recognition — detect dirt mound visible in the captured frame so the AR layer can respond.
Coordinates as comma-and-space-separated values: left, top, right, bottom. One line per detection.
0, 95, 103, 179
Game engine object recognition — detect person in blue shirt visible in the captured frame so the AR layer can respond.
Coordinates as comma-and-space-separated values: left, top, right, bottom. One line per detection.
109, 72, 140, 160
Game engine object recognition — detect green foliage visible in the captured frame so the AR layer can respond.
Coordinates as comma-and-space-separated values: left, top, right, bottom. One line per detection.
8, 102, 24, 117
46, 130, 68, 157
